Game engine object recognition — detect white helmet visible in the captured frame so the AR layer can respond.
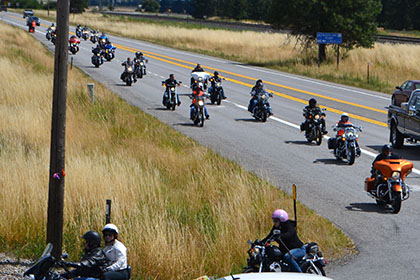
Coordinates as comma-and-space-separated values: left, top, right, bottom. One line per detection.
102, 223, 119, 235
341, 113, 349, 122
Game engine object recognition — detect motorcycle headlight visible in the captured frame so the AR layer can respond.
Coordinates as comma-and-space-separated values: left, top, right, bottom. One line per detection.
391, 171, 401, 179
198, 100, 204, 106
253, 247, 260, 254
315, 114, 320, 120
170, 87, 175, 91
140, 62, 144, 65
127, 66, 133, 72
217, 82, 221, 87
262, 95, 266, 99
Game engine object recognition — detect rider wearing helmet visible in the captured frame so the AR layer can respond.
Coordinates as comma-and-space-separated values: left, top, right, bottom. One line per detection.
121, 57, 136, 83
60, 231, 107, 279
134, 51, 148, 75
371, 144, 399, 178
208, 71, 226, 99
191, 83, 210, 120
248, 79, 273, 115
300, 98, 327, 134
261, 209, 305, 273
102, 224, 129, 280
335, 113, 352, 137
192, 63, 204, 72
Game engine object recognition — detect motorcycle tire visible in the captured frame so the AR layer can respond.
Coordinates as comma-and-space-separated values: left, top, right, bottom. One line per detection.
301, 262, 326, 276
171, 104, 176, 111
193, 113, 200, 125
316, 127, 322, 145
217, 94, 221, 105
199, 110, 205, 127
390, 123, 404, 149
261, 111, 267, 122
347, 147, 355, 165
126, 80, 132, 86
138, 71, 143, 79
391, 191, 402, 214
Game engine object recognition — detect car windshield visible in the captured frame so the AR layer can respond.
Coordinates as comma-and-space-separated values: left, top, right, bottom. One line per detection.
414, 83, 420, 89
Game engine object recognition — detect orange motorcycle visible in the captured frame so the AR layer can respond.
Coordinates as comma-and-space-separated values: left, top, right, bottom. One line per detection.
365, 157, 413, 213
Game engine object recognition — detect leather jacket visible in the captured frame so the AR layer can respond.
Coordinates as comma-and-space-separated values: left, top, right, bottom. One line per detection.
61, 247, 108, 279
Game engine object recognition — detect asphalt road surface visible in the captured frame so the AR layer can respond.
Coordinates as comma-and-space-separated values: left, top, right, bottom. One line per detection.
1, 11, 420, 280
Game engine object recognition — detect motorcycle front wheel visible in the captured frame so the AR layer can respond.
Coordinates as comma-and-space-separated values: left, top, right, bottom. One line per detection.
301, 262, 326, 276
199, 109, 205, 127
347, 146, 355, 165
316, 127, 322, 145
391, 191, 402, 214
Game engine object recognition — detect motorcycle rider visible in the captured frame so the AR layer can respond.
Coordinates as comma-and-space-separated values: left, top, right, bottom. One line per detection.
190, 84, 210, 120
334, 113, 352, 137
47, 23, 56, 33
60, 231, 107, 279
190, 64, 208, 89
121, 57, 137, 83
99, 32, 110, 47
192, 63, 205, 72
248, 79, 273, 115
300, 98, 327, 135
208, 71, 226, 99
102, 224, 129, 280
371, 145, 399, 178
135, 51, 148, 75
261, 209, 306, 273
76, 24, 82, 36
162, 74, 181, 106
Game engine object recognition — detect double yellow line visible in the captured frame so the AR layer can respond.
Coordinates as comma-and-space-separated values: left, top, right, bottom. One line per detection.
7, 13, 388, 127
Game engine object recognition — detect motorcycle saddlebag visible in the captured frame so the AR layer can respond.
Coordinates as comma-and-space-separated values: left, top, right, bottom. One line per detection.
327, 137, 336, 150
364, 177, 375, 192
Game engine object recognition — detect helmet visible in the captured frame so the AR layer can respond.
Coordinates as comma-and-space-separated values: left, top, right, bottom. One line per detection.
135, 51, 141, 58
82, 231, 101, 248
381, 144, 392, 154
127, 57, 131, 61
272, 209, 288, 222
51, 23, 55, 27
214, 71, 219, 76
309, 98, 317, 108
340, 113, 349, 122
102, 223, 119, 235
139, 52, 143, 56
256, 79, 263, 88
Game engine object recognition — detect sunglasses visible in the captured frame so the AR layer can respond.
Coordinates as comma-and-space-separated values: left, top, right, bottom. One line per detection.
103, 233, 114, 237
272, 218, 280, 223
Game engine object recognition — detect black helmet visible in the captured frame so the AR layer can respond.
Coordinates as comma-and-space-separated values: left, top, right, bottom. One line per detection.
82, 231, 101, 249
127, 57, 131, 61
256, 79, 263, 88
135, 51, 141, 57
214, 71, 219, 76
381, 144, 392, 154
309, 98, 317, 108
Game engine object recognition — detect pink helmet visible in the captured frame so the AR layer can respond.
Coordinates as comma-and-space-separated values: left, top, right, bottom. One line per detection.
272, 209, 288, 222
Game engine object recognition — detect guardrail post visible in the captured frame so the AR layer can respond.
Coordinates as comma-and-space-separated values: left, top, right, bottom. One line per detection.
87, 83, 94, 103
106, 199, 111, 224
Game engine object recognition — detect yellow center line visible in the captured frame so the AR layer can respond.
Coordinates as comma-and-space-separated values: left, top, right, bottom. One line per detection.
116, 43, 387, 127
5, 14, 387, 127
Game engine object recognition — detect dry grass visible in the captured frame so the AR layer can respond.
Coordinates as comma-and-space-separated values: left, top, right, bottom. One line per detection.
0, 21, 354, 279
29, 9, 420, 93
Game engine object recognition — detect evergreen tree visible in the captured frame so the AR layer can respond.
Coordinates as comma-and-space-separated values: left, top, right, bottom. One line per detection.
70, 0, 88, 13
142, 0, 160, 12
192, 0, 216, 19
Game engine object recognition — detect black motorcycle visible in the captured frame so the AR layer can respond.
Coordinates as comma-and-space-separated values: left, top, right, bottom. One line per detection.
50, 31, 56, 45
91, 50, 103, 68
121, 64, 135, 86
81, 28, 90, 40
304, 108, 326, 145
252, 92, 273, 122
209, 79, 224, 105
134, 59, 146, 78
75, 27, 82, 38
162, 81, 181, 110
244, 232, 326, 275
191, 95, 206, 127
90, 30, 99, 44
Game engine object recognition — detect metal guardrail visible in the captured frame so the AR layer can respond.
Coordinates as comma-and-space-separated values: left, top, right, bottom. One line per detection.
104, 11, 420, 44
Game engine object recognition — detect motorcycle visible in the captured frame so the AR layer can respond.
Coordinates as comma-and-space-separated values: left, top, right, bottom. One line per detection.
209, 78, 225, 105
304, 108, 326, 145
45, 27, 55, 41
81, 28, 90, 40
91, 49, 104, 68
121, 64, 135, 86
134, 59, 146, 78
90, 30, 99, 44
252, 92, 273, 122
69, 36, 80, 55
102, 44, 116, 61
244, 232, 326, 275
191, 95, 206, 127
328, 125, 362, 165
51, 31, 57, 45
23, 243, 71, 280
191, 72, 209, 91
28, 20, 35, 33
98, 34, 109, 48
365, 157, 413, 213
162, 81, 181, 110
75, 26, 82, 38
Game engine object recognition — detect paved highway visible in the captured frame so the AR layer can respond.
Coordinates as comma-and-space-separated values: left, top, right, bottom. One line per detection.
1, 11, 420, 280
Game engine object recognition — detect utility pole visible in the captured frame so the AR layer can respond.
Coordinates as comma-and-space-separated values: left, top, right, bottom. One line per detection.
46, 0, 70, 259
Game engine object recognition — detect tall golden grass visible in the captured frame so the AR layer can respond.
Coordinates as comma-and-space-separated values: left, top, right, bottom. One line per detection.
32, 9, 420, 93
0, 21, 354, 279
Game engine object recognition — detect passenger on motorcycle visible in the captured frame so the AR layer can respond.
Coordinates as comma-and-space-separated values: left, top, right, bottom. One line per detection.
190, 84, 210, 120
121, 57, 137, 83
60, 231, 107, 279
248, 79, 273, 115
261, 209, 306, 273
300, 98, 327, 134
191, 64, 208, 89
135, 51, 148, 74
208, 71, 226, 99
163, 74, 181, 106
102, 224, 129, 280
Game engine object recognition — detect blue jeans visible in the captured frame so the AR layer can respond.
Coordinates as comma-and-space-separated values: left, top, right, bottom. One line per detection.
162, 91, 180, 104
283, 245, 307, 272
208, 86, 226, 98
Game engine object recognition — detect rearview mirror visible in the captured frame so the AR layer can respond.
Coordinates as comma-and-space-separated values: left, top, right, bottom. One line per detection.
273, 229, 281, 235
396, 86, 402, 91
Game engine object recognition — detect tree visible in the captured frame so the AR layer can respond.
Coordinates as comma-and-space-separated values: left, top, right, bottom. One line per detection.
268, 0, 382, 61
246, 0, 271, 21
142, 0, 160, 12
192, 0, 216, 19
70, 0, 88, 13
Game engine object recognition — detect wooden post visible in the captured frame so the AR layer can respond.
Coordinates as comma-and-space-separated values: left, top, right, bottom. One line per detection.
337, 45, 340, 69
46, 0, 70, 259
292, 184, 297, 231
106, 199, 112, 224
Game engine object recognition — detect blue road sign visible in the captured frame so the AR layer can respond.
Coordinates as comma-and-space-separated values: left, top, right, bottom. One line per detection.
317, 33, 342, 44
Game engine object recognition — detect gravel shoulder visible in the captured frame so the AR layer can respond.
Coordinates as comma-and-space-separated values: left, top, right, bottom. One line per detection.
0, 253, 33, 280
